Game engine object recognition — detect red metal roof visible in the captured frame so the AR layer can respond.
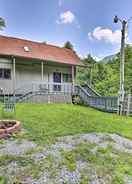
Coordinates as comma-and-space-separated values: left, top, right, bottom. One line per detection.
0, 35, 83, 66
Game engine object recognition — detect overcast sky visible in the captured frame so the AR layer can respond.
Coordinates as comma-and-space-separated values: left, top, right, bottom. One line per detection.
0, 0, 132, 60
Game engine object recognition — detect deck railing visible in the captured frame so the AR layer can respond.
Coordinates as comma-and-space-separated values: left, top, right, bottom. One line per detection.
14, 82, 72, 95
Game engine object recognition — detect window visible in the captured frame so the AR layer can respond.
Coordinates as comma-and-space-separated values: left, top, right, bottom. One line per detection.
24, 46, 30, 52
63, 73, 72, 83
0, 69, 11, 79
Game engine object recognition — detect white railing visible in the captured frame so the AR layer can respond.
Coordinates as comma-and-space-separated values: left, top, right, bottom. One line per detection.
14, 82, 72, 95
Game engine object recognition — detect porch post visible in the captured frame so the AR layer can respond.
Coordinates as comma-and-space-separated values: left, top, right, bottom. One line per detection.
12, 57, 16, 97
72, 65, 75, 94
41, 61, 44, 80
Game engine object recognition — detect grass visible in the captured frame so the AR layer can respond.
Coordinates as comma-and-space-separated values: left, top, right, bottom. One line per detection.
62, 151, 77, 171
0, 154, 45, 182
0, 154, 33, 167
0, 103, 132, 143
0, 104, 132, 183
62, 143, 132, 183
0, 176, 7, 184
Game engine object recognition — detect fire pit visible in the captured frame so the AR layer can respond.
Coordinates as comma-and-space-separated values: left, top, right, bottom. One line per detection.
0, 120, 21, 139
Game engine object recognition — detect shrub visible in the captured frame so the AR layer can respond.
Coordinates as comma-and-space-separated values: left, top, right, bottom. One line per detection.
72, 95, 82, 105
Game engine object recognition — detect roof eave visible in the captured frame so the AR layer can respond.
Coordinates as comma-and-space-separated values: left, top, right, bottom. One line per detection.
0, 53, 83, 66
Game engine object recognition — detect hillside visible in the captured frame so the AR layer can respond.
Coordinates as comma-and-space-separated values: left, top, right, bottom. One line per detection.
77, 45, 132, 96
101, 54, 117, 63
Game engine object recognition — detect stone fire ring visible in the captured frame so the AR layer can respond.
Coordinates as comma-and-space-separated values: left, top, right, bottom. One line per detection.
0, 120, 21, 139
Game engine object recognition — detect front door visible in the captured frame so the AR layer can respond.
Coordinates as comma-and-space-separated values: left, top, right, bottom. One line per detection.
53, 72, 61, 92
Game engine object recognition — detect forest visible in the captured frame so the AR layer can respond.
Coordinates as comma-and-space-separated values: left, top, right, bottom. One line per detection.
77, 44, 132, 96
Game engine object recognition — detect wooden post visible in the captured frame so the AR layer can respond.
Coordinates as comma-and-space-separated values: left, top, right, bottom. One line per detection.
72, 66, 75, 94
12, 57, 16, 97
41, 61, 44, 81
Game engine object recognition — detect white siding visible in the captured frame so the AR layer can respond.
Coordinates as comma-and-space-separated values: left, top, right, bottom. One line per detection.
0, 58, 72, 94
15, 64, 41, 88
0, 58, 12, 68
15, 64, 71, 87
0, 58, 13, 93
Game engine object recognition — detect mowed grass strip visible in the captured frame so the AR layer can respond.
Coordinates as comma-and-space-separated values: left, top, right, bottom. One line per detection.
0, 104, 132, 143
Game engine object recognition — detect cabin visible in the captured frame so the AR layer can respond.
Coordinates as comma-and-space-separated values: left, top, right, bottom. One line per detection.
0, 35, 82, 103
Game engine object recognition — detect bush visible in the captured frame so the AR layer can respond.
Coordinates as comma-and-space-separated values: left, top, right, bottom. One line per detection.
72, 95, 82, 105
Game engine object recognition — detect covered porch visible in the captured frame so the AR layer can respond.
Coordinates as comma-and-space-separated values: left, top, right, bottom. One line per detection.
0, 56, 76, 96
13, 57, 75, 95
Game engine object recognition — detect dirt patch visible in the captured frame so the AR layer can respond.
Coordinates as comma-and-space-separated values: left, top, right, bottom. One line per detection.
0, 140, 36, 155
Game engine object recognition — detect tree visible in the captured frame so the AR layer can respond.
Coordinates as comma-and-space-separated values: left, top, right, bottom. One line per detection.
77, 54, 96, 86
0, 17, 5, 30
77, 45, 132, 96
64, 41, 74, 50
83, 54, 96, 65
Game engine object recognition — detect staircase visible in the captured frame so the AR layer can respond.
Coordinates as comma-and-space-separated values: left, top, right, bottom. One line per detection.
75, 85, 118, 113
15, 91, 36, 103
14, 91, 72, 104
81, 84, 100, 96
12, 82, 72, 103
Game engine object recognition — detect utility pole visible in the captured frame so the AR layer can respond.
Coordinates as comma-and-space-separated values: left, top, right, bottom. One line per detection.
114, 16, 132, 115
119, 20, 127, 115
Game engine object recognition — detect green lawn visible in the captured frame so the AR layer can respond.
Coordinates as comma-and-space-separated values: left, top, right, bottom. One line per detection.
1, 104, 132, 183
0, 104, 132, 143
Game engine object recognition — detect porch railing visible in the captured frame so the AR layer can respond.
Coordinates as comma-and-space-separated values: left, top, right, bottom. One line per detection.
14, 82, 72, 95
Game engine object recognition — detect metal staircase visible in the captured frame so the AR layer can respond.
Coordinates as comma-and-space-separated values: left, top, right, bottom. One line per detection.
13, 82, 72, 103
13, 82, 48, 103
75, 85, 118, 113
13, 83, 100, 103
81, 84, 100, 97
15, 90, 49, 103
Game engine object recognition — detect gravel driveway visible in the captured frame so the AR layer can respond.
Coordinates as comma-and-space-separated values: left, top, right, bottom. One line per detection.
1, 133, 132, 184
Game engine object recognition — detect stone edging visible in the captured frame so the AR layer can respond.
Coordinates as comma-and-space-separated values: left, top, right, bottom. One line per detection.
0, 120, 21, 139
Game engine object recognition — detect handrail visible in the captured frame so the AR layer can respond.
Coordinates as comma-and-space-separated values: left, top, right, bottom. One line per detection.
75, 85, 118, 113
13, 82, 72, 103
81, 83, 101, 96
75, 85, 91, 96
15, 90, 43, 103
